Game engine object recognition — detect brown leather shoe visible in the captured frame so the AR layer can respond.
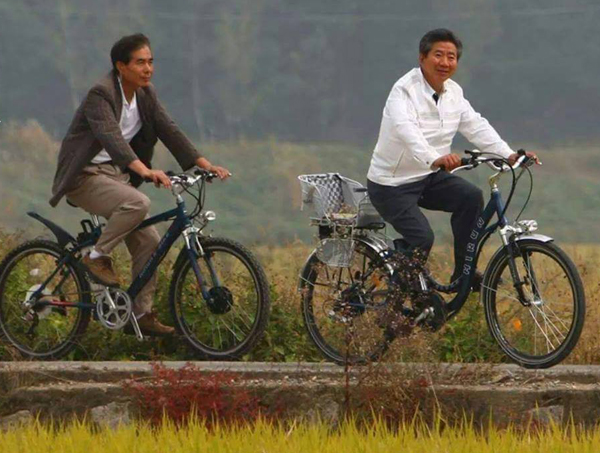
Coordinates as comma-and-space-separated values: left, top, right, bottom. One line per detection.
135, 312, 175, 336
82, 255, 120, 286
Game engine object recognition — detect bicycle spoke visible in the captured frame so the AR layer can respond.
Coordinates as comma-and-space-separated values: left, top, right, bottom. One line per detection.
542, 303, 572, 332
230, 306, 253, 330
217, 317, 244, 342
527, 307, 555, 352
531, 304, 567, 343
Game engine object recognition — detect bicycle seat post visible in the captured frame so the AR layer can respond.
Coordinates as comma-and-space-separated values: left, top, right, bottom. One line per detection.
90, 214, 101, 228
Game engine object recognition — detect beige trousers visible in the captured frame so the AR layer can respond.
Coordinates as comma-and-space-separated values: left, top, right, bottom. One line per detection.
66, 163, 160, 315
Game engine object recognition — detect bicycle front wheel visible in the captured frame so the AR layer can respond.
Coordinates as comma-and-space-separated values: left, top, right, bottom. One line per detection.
169, 237, 270, 360
300, 242, 396, 365
482, 239, 585, 368
0, 240, 91, 359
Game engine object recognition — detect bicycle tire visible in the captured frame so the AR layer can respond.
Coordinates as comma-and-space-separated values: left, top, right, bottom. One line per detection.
0, 239, 91, 359
300, 242, 396, 365
482, 239, 585, 368
169, 237, 270, 360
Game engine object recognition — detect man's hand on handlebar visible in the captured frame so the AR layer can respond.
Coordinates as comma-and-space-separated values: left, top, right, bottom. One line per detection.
508, 151, 540, 166
432, 153, 462, 172
144, 169, 172, 189
206, 165, 231, 180
195, 157, 231, 181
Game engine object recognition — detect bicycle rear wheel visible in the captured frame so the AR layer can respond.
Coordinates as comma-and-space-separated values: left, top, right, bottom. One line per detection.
0, 240, 91, 359
169, 237, 270, 360
300, 242, 397, 365
482, 239, 585, 368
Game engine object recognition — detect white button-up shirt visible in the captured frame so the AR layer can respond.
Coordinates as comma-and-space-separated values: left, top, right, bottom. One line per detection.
367, 68, 513, 186
91, 78, 142, 164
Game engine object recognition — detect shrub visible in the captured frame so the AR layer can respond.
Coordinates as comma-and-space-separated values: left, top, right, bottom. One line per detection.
123, 362, 262, 426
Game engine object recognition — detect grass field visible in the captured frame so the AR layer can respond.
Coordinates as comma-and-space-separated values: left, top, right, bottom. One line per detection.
2, 418, 600, 452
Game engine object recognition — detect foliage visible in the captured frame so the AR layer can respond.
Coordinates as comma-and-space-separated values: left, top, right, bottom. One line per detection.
2, 1, 600, 147
434, 297, 505, 363
245, 279, 322, 362
123, 362, 262, 426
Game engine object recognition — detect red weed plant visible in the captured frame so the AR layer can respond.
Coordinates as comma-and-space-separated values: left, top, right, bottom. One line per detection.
124, 362, 261, 427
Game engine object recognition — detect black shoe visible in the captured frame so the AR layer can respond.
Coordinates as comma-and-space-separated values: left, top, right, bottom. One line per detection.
471, 271, 483, 293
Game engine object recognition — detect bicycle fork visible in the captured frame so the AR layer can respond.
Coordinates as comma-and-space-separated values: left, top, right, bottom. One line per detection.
183, 230, 220, 301
503, 239, 532, 305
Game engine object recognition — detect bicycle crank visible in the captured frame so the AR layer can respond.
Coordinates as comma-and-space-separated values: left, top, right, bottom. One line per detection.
95, 287, 132, 330
413, 291, 447, 332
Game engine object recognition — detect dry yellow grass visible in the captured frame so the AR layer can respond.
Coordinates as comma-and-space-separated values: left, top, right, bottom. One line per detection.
2, 418, 600, 452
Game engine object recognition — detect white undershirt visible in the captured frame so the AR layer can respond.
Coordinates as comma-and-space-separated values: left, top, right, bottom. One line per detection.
91, 78, 142, 164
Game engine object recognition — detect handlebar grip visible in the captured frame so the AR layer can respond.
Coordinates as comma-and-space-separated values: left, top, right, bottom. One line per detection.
460, 157, 471, 166
193, 168, 221, 179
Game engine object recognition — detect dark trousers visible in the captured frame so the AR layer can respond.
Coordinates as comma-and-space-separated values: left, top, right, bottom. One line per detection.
367, 172, 484, 279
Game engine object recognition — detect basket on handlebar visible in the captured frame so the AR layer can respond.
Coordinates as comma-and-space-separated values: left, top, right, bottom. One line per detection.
298, 173, 384, 267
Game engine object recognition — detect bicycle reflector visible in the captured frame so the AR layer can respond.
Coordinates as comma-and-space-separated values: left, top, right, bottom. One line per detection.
202, 211, 216, 222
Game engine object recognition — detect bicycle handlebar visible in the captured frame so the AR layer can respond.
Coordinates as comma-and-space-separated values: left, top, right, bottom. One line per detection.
144, 168, 225, 188
450, 149, 536, 175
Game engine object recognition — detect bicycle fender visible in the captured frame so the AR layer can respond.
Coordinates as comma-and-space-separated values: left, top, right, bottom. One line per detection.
354, 235, 390, 255
482, 234, 555, 290
297, 249, 318, 292
27, 211, 75, 249
513, 233, 554, 243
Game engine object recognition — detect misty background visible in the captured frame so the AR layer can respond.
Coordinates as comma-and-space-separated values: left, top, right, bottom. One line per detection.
0, 0, 599, 245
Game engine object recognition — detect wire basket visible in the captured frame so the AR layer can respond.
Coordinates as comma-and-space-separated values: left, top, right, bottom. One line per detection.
298, 173, 364, 222
316, 237, 355, 268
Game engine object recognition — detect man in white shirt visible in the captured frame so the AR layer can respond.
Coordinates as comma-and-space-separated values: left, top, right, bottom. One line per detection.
367, 28, 537, 286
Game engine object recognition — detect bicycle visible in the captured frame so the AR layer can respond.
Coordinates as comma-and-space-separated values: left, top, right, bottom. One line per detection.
297, 150, 585, 369
0, 168, 271, 360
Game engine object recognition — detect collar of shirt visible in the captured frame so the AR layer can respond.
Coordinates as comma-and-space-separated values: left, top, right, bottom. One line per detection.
117, 76, 137, 110
419, 68, 445, 102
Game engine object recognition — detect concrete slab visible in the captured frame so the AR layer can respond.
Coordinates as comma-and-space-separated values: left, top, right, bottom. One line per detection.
0, 362, 599, 427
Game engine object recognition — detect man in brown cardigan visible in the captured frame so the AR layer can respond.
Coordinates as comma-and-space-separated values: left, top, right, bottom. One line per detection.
50, 33, 229, 335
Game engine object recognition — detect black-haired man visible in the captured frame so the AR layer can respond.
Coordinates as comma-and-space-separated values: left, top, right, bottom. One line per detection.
367, 29, 537, 285
51, 33, 229, 334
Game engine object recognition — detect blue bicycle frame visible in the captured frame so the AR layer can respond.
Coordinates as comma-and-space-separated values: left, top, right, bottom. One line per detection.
444, 188, 509, 315
26, 195, 212, 310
